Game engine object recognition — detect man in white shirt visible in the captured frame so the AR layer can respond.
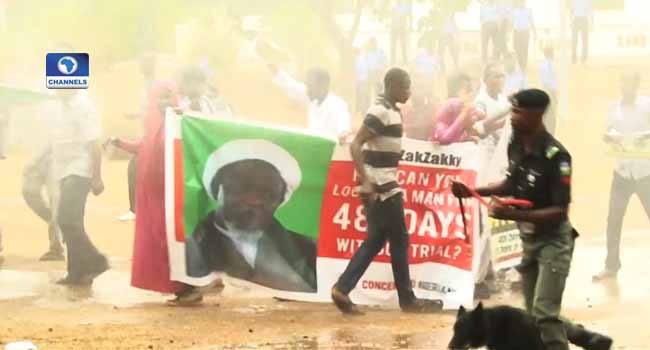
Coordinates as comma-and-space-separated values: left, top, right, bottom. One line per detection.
594, 72, 650, 281
269, 64, 352, 143
51, 89, 108, 285
571, 0, 593, 64
473, 62, 512, 299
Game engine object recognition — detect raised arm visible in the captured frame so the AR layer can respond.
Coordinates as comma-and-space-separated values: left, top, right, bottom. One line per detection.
432, 102, 474, 145
271, 68, 310, 106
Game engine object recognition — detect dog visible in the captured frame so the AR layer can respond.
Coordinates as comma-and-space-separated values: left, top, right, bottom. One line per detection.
448, 302, 545, 350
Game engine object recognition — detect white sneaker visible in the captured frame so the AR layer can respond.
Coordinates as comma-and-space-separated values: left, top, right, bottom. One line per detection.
117, 211, 136, 222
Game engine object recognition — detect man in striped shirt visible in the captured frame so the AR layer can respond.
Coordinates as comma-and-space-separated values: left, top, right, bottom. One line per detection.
331, 68, 443, 314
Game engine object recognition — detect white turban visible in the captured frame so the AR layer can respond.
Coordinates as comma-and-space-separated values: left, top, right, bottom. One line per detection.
202, 139, 302, 205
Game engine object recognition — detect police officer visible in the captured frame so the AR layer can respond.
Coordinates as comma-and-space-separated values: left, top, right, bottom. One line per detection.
452, 89, 612, 350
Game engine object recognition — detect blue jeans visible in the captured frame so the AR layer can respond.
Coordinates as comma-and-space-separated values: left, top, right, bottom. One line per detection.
336, 193, 416, 305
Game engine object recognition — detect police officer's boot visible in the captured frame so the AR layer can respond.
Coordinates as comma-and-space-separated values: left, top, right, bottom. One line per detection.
567, 324, 613, 350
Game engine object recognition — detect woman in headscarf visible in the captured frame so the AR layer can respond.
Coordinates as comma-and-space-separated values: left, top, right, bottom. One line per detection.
112, 82, 203, 305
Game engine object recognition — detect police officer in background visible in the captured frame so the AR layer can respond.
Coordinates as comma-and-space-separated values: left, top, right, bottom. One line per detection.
452, 89, 613, 350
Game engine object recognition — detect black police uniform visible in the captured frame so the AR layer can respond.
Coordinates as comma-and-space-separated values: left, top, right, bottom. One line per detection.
506, 131, 582, 350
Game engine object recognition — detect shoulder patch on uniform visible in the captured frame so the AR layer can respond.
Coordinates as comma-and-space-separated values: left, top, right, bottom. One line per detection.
559, 161, 571, 176
546, 146, 560, 159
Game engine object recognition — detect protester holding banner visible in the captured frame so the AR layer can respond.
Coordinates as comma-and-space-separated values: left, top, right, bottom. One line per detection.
331, 68, 443, 314
594, 72, 650, 281
452, 89, 613, 350
128, 81, 192, 301
431, 72, 485, 145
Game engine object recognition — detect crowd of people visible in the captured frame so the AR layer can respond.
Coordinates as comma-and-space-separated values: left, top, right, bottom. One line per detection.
0, 1, 646, 350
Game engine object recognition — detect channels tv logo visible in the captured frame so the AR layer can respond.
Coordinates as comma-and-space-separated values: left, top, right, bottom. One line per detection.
46, 53, 89, 89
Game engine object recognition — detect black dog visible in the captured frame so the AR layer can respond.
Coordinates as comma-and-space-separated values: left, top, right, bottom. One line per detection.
448, 302, 545, 350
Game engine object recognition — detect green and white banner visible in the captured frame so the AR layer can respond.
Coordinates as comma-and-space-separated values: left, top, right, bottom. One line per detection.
166, 112, 483, 308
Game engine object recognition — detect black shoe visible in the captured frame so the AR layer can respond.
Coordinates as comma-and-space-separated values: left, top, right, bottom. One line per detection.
39, 251, 65, 261
400, 298, 443, 314
65, 255, 109, 285
582, 334, 613, 350
56, 274, 93, 286
569, 325, 613, 350
81, 255, 110, 280
331, 286, 364, 315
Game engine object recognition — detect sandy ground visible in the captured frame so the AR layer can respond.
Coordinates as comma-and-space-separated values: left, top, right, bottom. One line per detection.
1, 57, 650, 349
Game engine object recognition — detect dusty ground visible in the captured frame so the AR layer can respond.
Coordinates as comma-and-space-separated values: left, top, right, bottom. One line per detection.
1, 56, 650, 349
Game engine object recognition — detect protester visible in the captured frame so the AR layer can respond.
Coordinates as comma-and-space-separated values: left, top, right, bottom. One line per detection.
480, 0, 502, 62
474, 63, 511, 140
268, 64, 351, 143
431, 73, 485, 145
472, 63, 512, 299
504, 51, 527, 95
452, 89, 613, 350
594, 72, 650, 281
178, 65, 233, 117
390, 0, 412, 64
331, 68, 442, 314
539, 46, 558, 134
124, 81, 192, 302
112, 65, 233, 225
51, 89, 108, 285
571, 0, 593, 64
511, 0, 537, 71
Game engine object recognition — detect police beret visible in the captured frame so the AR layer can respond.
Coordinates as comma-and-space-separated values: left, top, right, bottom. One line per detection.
510, 88, 550, 111
202, 139, 302, 205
